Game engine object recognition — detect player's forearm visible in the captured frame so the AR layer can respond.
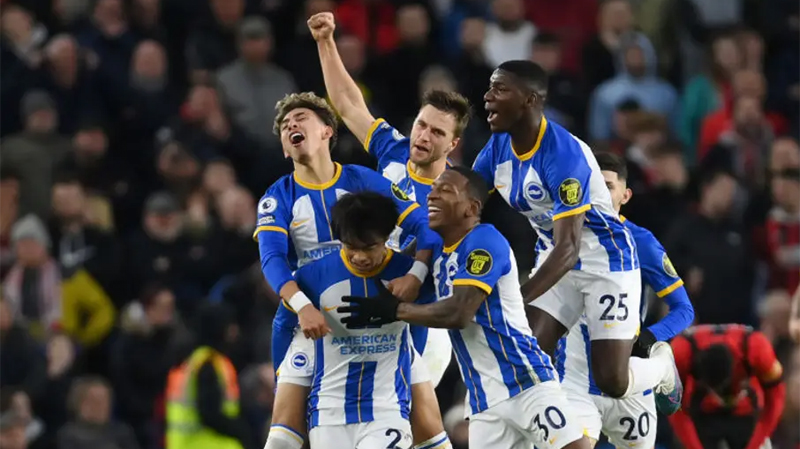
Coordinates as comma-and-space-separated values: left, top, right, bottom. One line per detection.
317, 38, 372, 142
748, 382, 786, 449
258, 233, 296, 294
396, 300, 467, 329
649, 286, 695, 341
521, 242, 578, 304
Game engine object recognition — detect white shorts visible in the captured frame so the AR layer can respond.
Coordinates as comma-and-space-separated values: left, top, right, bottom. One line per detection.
276, 328, 431, 387
564, 387, 656, 449
528, 269, 642, 341
420, 328, 452, 387
309, 418, 413, 449
469, 381, 584, 449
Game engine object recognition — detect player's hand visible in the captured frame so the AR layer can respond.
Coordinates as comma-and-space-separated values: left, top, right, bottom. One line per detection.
307, 12, 335, 42
631, 328, 657, 358
339, 279, 399, 328
297, 305, 331, 339
790, 318, 800, 343
387, 273, 422, 303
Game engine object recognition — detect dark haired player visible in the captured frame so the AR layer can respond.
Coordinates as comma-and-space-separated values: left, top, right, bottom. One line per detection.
471, 60, 682, 409
339, 167, 591, 449
555, 152, 695, 448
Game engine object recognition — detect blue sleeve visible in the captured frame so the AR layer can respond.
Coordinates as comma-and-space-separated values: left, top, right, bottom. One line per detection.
637, 231, 695, 341
357, 167, 439, 251
363, 118, 410, 171
541, 137, 592, 221
452, 227, 511, 295
471, 137, 496, 190
271, 303, 298, 369
255, 183, 295, 293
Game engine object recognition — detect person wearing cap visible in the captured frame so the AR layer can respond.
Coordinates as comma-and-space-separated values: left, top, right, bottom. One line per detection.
1, 90, 70, 220
217, 16, 297, 147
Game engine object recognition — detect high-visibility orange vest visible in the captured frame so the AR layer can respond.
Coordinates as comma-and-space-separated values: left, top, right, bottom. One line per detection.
165, 346, 243, 449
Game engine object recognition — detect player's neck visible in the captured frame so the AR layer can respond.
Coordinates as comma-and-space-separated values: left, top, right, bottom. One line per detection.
294, 157, 337, 185
410, 158, 447, 180
440, 221, 477, 249
509, 113, 543, 156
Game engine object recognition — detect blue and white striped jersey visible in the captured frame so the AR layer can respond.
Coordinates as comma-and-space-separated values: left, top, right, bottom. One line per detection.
556, 217, 692, 396
295, 250, 417, 428
431, 224, 557, 416
472, 117, 638, 273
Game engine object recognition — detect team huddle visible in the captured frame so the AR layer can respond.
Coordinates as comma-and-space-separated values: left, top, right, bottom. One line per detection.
254, 12, 695, 449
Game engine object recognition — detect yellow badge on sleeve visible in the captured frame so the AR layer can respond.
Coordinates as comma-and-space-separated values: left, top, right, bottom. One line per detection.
662, 253, 679, 278
558, 178, 582, 206
391, 184, 411, 201
466, 249, 493, 276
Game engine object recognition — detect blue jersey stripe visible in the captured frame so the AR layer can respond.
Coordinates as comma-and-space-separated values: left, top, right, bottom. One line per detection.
586, 209, 638, 272
581, 323, 603, 395
410, 325, 428, 355
450, 330, 489, 412
394, 328, 411, 420
476, 300, 533, 396
555, 338, 566, 381
309, 338, 325, 428
501, 316, 557, 383
344, 361, 378, 423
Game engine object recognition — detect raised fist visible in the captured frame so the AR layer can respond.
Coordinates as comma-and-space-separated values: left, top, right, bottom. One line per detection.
307, 12, 335, 41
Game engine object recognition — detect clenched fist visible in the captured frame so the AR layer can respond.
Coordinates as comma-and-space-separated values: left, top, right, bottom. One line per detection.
308, 12, 335, 41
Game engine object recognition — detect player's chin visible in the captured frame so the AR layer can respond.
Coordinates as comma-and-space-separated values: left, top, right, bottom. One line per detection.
409, 147, 431, 163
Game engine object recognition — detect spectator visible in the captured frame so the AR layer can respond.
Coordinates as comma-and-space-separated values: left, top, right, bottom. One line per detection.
0, 412, 28, 449
666, 170, 755, 325
530, 33, 583, 133
0, 170, 21, 279
209, 187, 259, 277
278, 0, 336, 95
588, 40, 679, 142
0, 388, 47, 449
217, 17, 297, 148
1, 90, 71, 221
185, 0, 245, 83
57, 376, 140, 449
450, 16, 493, 122
524, 0, 597, 74
0, 296, 48, 406
202, 159, 238, 200
482, 0, 536, 67
764, 138, 800, 295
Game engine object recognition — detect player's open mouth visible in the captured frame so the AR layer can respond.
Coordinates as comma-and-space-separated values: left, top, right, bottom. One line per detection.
412, 144, 430, 154
290, 132, 305, 145
487, 111, 498, 124
428, 205, 442, 219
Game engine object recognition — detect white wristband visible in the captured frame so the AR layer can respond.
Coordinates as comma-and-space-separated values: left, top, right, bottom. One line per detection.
287, 291, 312, 312
408, 261, 429, 283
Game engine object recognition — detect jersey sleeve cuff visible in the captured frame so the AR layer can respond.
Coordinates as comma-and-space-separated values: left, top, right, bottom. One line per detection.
252, 225, 288, 241
656, 279, 684, 297
397, 202, 420, 225
363, 118, 386, 152
552, 204, 591, 221
453, 279, 492, 294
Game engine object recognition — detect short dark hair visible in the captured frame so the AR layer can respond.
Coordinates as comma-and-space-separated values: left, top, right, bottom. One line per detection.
616, 98, 641, 112
449, 166, 489, 210
695, 344, 735, 391
594, 152, 628, 181
331, 192, 399, 245
52, 171, 84, 187
421, 90, 472, 138
533, 32, 560, 46
496, 60, 548, 94
273, 92, 338, 149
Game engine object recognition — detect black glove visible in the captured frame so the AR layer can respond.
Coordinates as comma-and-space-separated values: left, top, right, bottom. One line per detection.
632, 328, 657, 358
339, 278, 400, 329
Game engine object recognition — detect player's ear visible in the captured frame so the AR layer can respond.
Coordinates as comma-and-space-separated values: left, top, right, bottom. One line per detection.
621, 188, 633, 206
447, 137, 460, 154
321, 124, 334, 141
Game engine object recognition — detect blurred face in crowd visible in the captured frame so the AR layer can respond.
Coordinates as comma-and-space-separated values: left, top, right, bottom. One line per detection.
79, 383, 111, 425
601, 170, 632, 213
15, 238, 47, 268
731, 70, 766, 100
202, 161, 236, 197
769, 138, 800, 213
144, 210, 183, 242
216, 187, 255, 229
26, 108, 58, 134
210, 0, 243, 28
45, 36, 78, 83
460, 18, 486, 51
738, 29, 764, 68
711, 36, 742, 76
131, 40, 167, 92
72, 128, 108, 161
1, 6, 33, 44
305, 0, 334, 18
93, 0, 125, 28
732, 95, 764, 134
701, 173, 737, 219
145, 289, 175, 328
397, 5, 429, 44
531, 42, 562, 74
158, 143, 200, 183
600, 0, 633, 34
492, 0, 524, 26
337, 35, 365, 76
52, 181, 86, 224
187, 85, 220, 121
279, 108, 334, 163
240, 36, 271, 64
409, 104, 460, 166
0, 423, 26, 449
652, 152, 688, 188
623, 45, 647, 78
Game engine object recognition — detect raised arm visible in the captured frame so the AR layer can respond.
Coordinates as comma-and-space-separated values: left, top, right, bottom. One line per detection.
309, 12, 376, 144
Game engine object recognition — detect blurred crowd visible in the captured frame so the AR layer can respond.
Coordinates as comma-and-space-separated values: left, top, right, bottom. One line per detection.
0, 0, 798, 448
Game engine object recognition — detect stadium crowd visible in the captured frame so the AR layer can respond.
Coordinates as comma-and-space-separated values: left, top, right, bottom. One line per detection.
0, 0, 798, 448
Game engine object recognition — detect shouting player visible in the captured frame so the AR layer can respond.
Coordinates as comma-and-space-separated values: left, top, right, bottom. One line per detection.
309, 11, 470, 388
339, 167, 590, 449
287, 192, 442, 449
472, 60, 681, 404
556, 152, 695, 448
257, 93, 449, 449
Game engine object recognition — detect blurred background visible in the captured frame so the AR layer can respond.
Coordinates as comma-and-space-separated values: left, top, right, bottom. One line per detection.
0, 0, 798, 448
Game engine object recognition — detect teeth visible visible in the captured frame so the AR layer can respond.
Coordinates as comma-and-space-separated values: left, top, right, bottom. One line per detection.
290, 132, 303, 142
429, 206, 441, 212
